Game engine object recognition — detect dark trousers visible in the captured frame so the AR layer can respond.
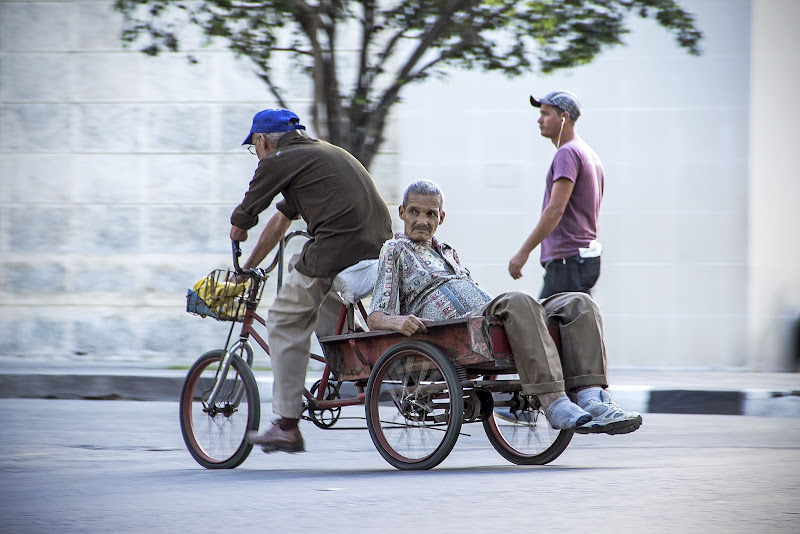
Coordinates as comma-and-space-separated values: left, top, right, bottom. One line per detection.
540, 255, 601, 299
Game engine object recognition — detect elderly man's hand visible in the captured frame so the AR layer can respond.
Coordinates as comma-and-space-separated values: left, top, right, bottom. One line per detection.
230, 226, 248, 242
368, 311, 430, 336
391, 315, 430, 336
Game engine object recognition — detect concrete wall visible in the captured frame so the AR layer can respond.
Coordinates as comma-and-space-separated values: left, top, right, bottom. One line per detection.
747, 0, 800, 370
0, 0, 310, 361
394, 0, 759, 369
0, 0, 797, 370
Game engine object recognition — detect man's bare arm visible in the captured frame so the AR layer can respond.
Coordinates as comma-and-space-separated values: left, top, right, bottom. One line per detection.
509, 178, 575, 279
230, 211, 292, 270
367, 311, 429, 337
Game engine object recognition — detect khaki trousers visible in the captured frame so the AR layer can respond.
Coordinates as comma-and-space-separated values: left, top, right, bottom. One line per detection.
471, 291, 608, 395
266, 256, 344, 419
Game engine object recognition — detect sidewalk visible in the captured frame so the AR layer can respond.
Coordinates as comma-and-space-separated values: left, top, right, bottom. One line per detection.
0, 357, 798, 417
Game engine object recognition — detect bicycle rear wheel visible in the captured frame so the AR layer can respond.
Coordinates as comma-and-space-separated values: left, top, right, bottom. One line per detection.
365, 341, 463, 470
179, 350, 260, 469
482, 384, 572, 465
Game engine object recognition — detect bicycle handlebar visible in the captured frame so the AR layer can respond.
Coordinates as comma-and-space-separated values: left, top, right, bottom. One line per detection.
231, 230, 311, 285
231, 240, 262, 277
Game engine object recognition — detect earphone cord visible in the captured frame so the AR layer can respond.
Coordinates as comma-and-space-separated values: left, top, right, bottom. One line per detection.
557, 120, 565, 148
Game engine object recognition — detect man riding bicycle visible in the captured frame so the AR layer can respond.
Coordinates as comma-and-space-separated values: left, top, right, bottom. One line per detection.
230, 108, 392, 453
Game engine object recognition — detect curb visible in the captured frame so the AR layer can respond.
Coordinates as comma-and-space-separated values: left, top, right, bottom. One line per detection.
607, 385, 800, 418
0, 374, 293, 403
1, 373, 799, 417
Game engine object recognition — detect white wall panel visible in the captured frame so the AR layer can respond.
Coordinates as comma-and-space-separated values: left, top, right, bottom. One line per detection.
1, 0, 795, 370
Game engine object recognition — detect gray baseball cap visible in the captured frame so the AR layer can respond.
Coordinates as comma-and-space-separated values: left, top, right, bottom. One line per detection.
530, 90, 581, 120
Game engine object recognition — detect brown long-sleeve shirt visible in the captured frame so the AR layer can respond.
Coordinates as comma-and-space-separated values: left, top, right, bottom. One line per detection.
231, 131, 392, 278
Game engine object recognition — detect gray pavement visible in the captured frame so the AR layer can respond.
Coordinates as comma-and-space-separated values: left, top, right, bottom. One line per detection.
0, 356, 798, 417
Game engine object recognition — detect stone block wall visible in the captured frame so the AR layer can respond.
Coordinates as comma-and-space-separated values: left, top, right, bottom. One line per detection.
2, 0, 798, 370
0, 0, 323, 362
392, 0, 760, 369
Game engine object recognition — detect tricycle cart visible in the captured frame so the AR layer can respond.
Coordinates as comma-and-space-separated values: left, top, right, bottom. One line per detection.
180, 234, 573, 470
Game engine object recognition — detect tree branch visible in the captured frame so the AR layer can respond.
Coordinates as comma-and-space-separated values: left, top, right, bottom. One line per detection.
290, 0, 316, 16
354, 0, 476, 166
391, 0, 475, 88
114, 0, 704, 168
254, 70, 289, 109
353, 0, 376, 105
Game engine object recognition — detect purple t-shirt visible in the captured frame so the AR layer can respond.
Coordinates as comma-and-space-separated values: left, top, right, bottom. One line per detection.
540, 137, 604, 263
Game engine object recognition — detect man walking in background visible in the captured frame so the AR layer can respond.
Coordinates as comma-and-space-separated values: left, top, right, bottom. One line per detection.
509, 91, 605, 299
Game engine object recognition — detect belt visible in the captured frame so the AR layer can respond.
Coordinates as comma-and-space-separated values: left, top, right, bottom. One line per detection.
542, 253, 599, 268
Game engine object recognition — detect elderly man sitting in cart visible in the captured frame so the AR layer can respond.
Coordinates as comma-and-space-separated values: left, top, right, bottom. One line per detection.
367, 180, 642, 434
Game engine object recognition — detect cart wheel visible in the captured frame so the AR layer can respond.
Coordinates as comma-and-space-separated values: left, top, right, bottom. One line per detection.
307, 379, 342, 429
179, 350, 260, 469
365, 340, 463, 470
482, 380, 573, 465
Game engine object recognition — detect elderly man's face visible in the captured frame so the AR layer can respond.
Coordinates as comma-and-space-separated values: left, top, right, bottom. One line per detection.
399, 193, 445, 244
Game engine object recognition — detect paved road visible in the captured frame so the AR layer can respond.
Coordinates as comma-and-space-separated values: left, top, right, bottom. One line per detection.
2, 399, 799, 533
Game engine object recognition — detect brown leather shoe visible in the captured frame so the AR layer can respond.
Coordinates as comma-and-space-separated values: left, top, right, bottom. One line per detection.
246, 421, 305, 453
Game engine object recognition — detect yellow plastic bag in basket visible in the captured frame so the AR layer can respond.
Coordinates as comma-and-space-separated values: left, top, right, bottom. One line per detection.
192, 275, 249, 308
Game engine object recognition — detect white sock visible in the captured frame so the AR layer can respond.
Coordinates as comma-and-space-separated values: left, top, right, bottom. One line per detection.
577, 387, 604, 408
545, 396, 592, 430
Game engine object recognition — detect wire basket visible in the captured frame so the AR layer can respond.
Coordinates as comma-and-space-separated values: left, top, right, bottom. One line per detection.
186, 269, 266, 322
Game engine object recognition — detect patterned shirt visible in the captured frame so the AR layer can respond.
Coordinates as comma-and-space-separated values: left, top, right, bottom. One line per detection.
369, 233, 492, 321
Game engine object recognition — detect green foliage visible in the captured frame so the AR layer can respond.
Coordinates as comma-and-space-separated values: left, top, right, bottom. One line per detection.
113, 0, 702, 167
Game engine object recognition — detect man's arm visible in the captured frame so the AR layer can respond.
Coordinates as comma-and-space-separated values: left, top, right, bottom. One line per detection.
509, 178, 574, 279
367, 310, 429, 337
229, 211, 292, 270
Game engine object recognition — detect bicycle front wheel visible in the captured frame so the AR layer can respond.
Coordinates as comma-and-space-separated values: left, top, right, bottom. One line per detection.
179, 350, 260, 469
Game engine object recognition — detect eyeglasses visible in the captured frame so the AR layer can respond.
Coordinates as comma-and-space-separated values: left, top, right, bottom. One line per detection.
247, 145, 256, 155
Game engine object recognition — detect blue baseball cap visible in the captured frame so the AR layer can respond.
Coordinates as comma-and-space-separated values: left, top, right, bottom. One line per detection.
242, 108, 306, 145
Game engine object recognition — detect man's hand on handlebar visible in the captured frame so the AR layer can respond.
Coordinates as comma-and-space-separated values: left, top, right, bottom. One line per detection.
233, 213, 293, 271
230, 226, 248, 242
228, 213, 300, 280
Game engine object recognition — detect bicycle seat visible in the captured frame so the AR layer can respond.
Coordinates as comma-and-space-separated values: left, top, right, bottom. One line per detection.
332, 259, 378, 304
